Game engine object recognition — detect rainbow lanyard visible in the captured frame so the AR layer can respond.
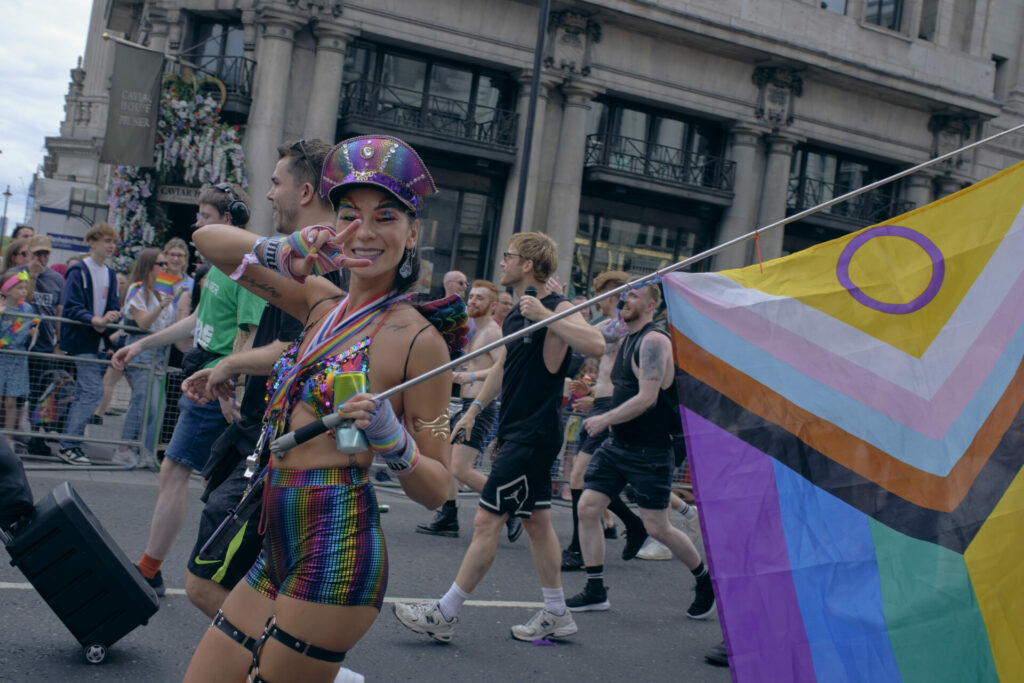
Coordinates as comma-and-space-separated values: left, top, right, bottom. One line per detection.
264, 290, 400, 435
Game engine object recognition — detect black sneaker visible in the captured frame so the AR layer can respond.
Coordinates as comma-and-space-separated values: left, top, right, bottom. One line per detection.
603, 523, 618, 540
506, 516, 523, 543
415, 505, 459, 537
141, 569, 166, 597
705, 640, 729, 667
27, 437, 51, 456
566, 584, 610, 612
57, 447, 92, 466
561, 548, 584, 572
687, 573, 716, 619
621, 525, 648, 561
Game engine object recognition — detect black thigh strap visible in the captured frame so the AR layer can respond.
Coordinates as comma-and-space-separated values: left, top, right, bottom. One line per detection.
212, 609, 258, 652
266, 620, 347, 663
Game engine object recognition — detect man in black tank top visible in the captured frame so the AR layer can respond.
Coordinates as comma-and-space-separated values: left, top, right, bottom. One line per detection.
564, 283, 716, 620
394, 232, 605, 644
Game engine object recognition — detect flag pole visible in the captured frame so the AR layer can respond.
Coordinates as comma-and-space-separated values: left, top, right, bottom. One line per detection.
270, 121, 1024, 450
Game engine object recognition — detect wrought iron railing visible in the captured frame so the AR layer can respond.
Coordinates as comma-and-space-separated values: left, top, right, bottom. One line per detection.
584, 134, 736, 192
787, 176, 916, 224
170, 52, 256, 105
339, 79, 519, 149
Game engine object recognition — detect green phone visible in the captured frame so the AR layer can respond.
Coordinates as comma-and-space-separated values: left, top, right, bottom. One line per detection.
333, 371, 369, 454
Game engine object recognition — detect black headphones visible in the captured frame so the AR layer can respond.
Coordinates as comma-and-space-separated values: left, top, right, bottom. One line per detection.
213, 183, 250, 226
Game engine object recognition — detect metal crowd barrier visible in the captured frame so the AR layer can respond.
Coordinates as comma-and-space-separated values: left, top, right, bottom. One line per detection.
0, 314, 172, 469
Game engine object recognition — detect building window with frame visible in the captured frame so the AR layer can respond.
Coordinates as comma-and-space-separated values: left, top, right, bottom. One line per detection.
822, 0, 847, 15
864, 0, 903, 31
788, 146, 910, 224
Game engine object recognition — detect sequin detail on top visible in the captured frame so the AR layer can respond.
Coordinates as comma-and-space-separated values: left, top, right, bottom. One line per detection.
244, 466, 388, 608
269, 335, 371, 425
263, 292, 400, 441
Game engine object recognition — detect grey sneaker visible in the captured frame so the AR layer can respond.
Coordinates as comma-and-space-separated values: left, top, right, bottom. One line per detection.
510, 608, 578, 642
112, 447, 142, 470
393, 600, 457, 643
57, 447, 92, 466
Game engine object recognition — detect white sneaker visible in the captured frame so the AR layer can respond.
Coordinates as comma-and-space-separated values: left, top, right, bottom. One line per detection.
332, 666, 365, 683
112, 447, 142, 470
679, 501, 699, 522
393, 600, 457, 643
637, 537, 673, 561
510, 608, 578, 642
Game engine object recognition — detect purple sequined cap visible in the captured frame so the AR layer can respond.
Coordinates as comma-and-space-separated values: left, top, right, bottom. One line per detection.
320, 135, 437, 214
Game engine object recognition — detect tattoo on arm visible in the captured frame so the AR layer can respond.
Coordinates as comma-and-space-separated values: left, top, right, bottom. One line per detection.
414, 414, 451, 440
639, 339, 666, 382
240, 275, 283, 299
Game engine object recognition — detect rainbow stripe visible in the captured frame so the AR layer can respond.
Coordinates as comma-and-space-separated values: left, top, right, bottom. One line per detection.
154, 271, 182, 297
665, 162, 1024, 682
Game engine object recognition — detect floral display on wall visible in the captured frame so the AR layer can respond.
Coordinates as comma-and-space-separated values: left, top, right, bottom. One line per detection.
108, 73, 246, 271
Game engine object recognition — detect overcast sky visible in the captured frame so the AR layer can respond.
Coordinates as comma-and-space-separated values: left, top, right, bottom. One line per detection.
0, 0, 93, 231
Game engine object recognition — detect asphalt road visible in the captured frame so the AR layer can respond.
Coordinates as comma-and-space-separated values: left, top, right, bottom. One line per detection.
0, 467, 732, 682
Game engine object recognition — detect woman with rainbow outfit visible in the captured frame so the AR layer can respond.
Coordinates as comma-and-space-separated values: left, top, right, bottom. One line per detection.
184, 136, 454, 683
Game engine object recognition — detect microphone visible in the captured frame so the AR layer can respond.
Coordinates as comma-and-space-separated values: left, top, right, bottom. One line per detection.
523, 286, 537, 344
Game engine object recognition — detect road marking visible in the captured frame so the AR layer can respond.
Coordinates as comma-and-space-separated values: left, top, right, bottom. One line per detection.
0, 582, 542, 608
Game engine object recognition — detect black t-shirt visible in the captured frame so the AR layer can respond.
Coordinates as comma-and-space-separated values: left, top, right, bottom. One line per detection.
237, 303, 304, 426
610, 321, 677, 448
497, 292, 571, 445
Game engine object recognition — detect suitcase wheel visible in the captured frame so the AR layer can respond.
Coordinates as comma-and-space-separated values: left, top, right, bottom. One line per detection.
83, 643, 107, 665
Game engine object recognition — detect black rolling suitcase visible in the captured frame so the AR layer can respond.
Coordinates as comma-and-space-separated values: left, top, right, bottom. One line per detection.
1, 482, 160, 664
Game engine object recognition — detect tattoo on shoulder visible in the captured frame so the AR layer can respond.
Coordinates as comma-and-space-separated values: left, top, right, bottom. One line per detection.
240, 275, 282, 299
383, 322, 410, 332
639, 338, 665, 381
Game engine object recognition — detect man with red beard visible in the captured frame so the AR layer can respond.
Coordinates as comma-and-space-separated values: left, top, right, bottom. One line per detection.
416, 280, 521, 540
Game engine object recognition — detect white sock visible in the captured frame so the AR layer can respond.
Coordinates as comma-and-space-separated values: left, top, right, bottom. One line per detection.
678, 501, 691, 516
542, 586, 567, 616
438, 581, 469, 621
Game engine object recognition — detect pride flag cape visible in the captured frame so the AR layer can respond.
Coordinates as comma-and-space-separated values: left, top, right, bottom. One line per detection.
664, 162, 1024, 682
154, 271, 182, 297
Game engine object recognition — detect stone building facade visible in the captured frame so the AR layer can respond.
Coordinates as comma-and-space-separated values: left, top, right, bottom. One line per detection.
35, 0, 1024, 292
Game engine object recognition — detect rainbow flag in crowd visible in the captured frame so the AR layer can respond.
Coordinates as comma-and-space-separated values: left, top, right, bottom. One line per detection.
665, 162, 1024, 682
154, 271, 182, 297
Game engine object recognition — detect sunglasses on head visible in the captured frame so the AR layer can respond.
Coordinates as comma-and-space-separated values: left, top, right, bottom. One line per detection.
290, 138, 318, 181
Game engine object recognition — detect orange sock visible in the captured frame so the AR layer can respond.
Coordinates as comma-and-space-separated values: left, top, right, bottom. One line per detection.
138, 553, 162, 579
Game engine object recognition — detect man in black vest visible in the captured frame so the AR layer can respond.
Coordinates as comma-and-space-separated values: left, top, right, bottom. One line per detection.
565, 283, 715, 619
394, 231, 604, 644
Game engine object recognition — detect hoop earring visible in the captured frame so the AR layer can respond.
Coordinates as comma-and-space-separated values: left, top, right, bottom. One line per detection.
399, 248, 414, 279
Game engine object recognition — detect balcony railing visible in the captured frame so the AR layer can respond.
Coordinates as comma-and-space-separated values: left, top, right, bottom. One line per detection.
339, 79, 519, 150
584, 134, 736, 193
787, 177, 916, 224
167, 52, 256, 113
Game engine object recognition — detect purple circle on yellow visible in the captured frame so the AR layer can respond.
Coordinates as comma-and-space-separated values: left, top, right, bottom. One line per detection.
836, 225, 945, 314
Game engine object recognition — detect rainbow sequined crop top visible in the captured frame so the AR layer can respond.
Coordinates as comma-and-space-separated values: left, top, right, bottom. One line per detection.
265, 334, 372, 436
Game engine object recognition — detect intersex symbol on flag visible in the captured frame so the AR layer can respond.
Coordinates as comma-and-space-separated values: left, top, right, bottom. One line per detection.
665, 162, 1024, 682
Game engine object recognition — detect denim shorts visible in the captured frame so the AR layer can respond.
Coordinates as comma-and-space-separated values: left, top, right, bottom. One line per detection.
164, 395, 227, 472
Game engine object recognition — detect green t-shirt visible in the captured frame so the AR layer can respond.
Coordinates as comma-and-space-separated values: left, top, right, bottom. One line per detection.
193, 267, 266, 365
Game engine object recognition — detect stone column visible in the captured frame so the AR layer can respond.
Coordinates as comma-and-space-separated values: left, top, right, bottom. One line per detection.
936, 175, 964, 198
496, 73, 561, 262
903, 171, 934, 209
304, 22, 354, 142
243, 10, 306, 236
542, 81, 603, 282
755, 133, 802, 261
712, 123, 765, 271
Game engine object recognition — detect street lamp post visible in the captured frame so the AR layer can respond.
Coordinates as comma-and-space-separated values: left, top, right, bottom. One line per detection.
1, 185, 11, 244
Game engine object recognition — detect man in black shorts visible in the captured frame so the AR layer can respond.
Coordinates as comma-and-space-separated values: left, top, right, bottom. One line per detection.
565, 282, 715, 619
180, 138, 339, 617
416, 280, 507, 538
394, 232, 604, 643
561, 270, 648, 571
